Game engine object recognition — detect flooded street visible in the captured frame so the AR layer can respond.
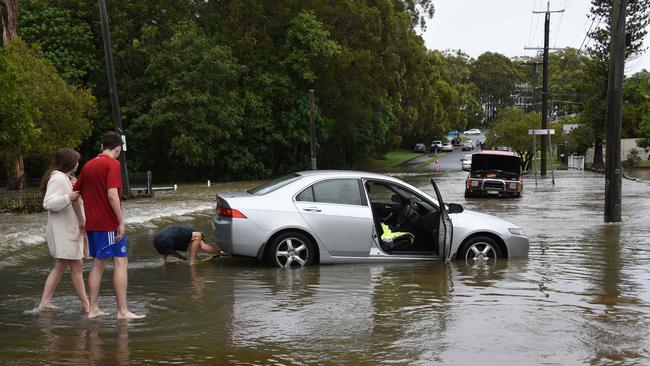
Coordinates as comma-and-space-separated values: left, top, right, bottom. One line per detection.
1, 164, 650, 365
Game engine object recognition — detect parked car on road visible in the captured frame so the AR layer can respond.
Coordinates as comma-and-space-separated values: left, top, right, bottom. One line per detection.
431, 140, 443, 151
461, 141, 475, 151
460, 154, 472, 171
465, 151, 523, 198
413, 143, 427, 153
450, 137, 462, 146
441, 143, 453, 152
213, 171, 529, 267
464, 128, 481, 135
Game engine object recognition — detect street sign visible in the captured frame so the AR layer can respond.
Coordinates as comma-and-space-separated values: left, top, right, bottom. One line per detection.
528, 129, 555, 135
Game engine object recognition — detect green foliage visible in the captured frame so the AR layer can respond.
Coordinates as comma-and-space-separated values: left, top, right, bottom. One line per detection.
566, 124, 593, 155
638, 117, 650, 148
3, 39, 95, 160
485, 108, 540, 169
19, 0, 98, 86
0, 50, 40, 165
625, 148, 641, 166
470, 52, 524, 124
623, 70, 650, 137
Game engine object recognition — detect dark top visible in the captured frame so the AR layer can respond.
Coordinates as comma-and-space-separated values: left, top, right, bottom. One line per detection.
153, 225, 194, 255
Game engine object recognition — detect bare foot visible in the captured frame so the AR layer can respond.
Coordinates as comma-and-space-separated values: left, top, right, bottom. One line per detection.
37, 303, 60, 311
117, 311, 146, 320
87, 309, 109, 319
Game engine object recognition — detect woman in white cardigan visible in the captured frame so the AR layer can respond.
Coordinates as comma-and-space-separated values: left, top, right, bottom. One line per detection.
38, 148, 89, 312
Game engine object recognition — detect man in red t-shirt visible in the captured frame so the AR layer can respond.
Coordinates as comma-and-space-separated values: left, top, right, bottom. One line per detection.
74, 131, 144, 319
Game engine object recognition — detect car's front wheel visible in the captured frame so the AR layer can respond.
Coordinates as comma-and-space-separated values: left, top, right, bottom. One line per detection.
458, 236, 501, 263
266, 232, 316, 268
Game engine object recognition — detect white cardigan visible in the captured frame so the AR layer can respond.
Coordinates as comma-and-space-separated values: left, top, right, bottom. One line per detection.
43, 170, 84, 259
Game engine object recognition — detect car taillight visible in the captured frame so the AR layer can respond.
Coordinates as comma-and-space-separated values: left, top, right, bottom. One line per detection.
218, 206, 247, 218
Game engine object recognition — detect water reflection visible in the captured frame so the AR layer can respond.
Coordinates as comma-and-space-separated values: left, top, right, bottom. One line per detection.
34, 312, 131, 365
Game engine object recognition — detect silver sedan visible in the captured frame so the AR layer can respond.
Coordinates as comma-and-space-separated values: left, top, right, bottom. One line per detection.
212, 171, 529, 268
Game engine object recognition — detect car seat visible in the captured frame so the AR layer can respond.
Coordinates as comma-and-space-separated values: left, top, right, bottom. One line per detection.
380, 223, 415, 252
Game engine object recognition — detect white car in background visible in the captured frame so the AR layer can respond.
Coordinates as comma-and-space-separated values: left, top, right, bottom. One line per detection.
441, 143, 453, 152
464, 128, 481, 135
460, 154, 472, 171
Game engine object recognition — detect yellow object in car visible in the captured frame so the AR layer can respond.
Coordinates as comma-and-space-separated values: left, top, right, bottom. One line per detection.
380, 223, 414, 244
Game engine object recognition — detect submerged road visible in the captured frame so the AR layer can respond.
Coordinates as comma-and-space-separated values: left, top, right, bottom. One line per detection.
1, 147, 650, 364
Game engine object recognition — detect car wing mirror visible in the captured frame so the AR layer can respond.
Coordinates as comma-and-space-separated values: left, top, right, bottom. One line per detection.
447, 203, 464, 213
391, 194, 401, 203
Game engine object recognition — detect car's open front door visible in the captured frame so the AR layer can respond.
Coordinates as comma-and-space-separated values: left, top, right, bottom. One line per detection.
431, 179, 453, 262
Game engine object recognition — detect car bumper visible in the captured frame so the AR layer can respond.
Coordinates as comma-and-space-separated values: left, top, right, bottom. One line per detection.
212, 215, 267, 257
466, 189, 521, 197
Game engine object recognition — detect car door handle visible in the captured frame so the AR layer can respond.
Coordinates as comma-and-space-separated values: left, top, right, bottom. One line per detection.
303, 207, 322, 212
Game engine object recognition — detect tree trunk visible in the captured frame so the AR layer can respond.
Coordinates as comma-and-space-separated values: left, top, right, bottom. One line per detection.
1, 0, 18, 45
592, 136, 605, 170
7, 156, 25, 190
2, 1, 23, 190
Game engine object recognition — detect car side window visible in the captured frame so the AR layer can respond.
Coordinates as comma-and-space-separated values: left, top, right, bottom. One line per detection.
297, 179, 363, 206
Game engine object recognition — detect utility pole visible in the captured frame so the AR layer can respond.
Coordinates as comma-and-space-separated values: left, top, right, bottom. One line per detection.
527, 2, 564, 176
604, 0, 627, 223
98, 0, 130, 197
309, 90, 317, 170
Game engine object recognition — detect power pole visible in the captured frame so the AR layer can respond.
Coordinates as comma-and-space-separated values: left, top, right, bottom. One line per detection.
604, 0, 627, 223
528, 2, 564, 176
98, 0, 130, 197
309, 90, 317, 170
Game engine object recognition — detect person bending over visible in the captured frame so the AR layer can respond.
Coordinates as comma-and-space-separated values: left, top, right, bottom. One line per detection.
154, 225, 224, 265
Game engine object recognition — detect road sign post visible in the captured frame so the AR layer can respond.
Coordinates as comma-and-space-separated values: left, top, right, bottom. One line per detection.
529, 129, 556, 186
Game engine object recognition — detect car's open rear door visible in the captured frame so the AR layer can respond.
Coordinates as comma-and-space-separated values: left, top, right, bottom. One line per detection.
431, 179, 453, 262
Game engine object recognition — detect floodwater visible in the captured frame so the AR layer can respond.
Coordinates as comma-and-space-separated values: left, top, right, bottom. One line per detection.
1, 165, 650, 365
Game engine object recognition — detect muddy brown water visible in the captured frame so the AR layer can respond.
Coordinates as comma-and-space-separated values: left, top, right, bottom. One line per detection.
1, 170, 649, 365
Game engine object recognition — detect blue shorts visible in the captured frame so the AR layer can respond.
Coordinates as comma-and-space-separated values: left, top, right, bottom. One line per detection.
87, 231, 127, 259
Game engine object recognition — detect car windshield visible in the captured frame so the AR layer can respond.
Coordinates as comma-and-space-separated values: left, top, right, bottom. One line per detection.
247, 174, 301, 195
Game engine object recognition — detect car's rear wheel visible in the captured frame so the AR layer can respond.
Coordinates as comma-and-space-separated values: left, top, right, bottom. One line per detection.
464, 189, 473, 198
266, 232, 316, 268
458, 236, 501, 263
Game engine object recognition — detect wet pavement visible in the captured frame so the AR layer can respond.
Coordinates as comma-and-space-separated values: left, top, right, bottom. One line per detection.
1, 158, 650, 365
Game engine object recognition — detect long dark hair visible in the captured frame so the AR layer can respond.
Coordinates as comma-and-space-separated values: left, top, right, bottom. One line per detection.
40, 148, 81, 193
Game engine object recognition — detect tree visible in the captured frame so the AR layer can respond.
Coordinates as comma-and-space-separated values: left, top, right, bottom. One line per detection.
19, 0, 98, 86
623, 70, 650, 137
1, 0, 18, 44
485, 108, 540, 170
0, 48, 40, 179
584, 0, 650, 169
4, 39, 95, 187
470, 52, 524, 124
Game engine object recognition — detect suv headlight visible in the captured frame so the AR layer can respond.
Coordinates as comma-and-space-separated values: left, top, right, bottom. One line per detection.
508, 228, 526, 236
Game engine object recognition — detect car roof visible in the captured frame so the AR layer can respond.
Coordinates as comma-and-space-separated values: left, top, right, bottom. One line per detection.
474, 150, 519, 157
296, 170, 399, 180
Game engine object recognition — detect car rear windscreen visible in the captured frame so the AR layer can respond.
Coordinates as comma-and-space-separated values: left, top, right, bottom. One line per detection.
247, 174, 301, 195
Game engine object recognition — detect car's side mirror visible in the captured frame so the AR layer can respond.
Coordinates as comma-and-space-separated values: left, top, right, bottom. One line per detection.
447, 203, 464, 213
391, 194, 401, 203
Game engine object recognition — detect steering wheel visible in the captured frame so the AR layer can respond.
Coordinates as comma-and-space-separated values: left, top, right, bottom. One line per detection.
397, 198, 418, 226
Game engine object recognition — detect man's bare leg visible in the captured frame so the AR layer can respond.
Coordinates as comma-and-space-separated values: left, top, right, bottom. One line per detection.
87, 259, 109, 318
38, 259, 67, 310
113, 257, 145, 319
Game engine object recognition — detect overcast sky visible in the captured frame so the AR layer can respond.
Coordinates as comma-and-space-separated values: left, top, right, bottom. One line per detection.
420, 0, 650, 75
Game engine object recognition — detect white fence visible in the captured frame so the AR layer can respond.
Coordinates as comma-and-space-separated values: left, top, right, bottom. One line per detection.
568, 155, 585, 170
